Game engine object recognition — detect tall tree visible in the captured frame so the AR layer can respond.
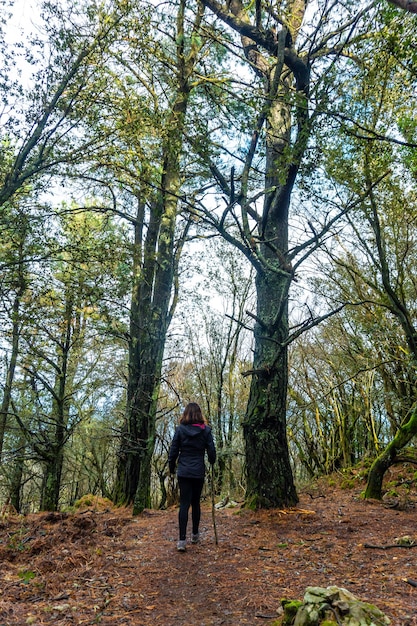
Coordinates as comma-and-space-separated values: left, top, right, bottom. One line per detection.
195, 0, 377, 507
107, 0, 213, 513
194, 0, 309, 508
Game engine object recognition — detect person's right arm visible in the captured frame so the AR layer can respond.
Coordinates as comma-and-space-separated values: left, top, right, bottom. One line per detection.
168, 428, 180, 474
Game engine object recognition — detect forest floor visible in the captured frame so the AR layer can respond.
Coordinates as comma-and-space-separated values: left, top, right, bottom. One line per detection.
1, 468, 417, 625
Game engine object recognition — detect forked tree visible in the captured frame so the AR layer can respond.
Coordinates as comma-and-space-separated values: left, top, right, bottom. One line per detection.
197, 0, 376, 507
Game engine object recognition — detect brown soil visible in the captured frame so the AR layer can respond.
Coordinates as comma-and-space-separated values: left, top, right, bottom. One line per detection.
1, 476, 417, 625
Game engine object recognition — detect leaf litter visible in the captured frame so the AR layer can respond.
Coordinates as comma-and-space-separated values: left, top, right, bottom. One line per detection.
0, 475, 416, 625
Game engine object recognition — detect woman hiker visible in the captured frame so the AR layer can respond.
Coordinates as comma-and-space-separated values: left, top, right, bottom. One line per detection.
168, 402, 216, 551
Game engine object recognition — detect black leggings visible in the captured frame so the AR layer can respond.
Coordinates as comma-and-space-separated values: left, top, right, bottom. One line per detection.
178, 476, 205, 540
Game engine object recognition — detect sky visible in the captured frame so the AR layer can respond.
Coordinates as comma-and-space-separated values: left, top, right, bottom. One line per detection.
7, 0, 35, 40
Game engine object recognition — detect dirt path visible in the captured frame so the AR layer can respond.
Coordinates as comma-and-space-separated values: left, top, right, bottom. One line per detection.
1, 485, 417, 625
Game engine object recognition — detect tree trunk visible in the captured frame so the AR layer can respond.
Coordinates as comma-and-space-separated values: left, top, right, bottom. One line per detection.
39, 296, 74, 511
9, 439, 26, 513
0, 294, 20, 461
244, 268, 298, 508
0, 255, 25, 461
362, 159, 417, 499
157, 468, 168, 510
365, 407, 417, 499
113, 174, 180, 513
40, 449, 64, 511
39, 381, 67, 511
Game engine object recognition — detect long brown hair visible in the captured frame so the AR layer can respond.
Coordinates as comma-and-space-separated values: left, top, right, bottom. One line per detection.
180, 402, 206, 425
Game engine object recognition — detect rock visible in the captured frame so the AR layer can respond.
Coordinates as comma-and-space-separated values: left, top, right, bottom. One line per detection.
293, 604, 320, 625
326, 586, 357, 602
281, 586, 390, 625
333, 600, 350, 614
348, 601, 390, 624
303, 587, 341, 604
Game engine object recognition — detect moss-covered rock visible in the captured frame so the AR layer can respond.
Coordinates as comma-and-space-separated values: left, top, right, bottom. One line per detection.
293, 604, 321, 625
281, 599, 303, 625
280, 586, 390, 626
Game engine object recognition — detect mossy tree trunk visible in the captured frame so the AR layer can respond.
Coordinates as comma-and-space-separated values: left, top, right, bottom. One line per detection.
362, 154, 417, 499
113, 148, 184, 513
8, 442, 25, 513
365, 407, 417, 499
244, 269, 298, 508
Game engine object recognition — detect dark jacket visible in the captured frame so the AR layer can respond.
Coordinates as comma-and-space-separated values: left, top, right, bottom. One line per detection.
168, 423, 216, 479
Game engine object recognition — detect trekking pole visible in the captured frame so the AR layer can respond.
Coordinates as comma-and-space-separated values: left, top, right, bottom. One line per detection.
211, 464, 218, 545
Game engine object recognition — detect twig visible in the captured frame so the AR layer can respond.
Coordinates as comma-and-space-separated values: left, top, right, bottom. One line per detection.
364, 543, 417, 549
211, 465, 218, 546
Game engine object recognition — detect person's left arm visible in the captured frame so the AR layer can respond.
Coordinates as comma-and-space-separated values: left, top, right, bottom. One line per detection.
206, 428, 216, 465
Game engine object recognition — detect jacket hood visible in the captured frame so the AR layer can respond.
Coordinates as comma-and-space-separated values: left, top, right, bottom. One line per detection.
180, 423, 207, 436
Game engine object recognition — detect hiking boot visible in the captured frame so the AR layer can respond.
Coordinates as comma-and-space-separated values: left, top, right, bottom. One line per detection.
191, 533, 200, 544
177, 540, 186, 552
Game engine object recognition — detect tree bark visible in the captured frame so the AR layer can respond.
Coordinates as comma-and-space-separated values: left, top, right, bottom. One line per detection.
9, 441, 25, 513
244, 262, 298, 508
39, 296, 74, 511
0, 291, 22, 461
0, 232, 26, 461
40, 448, 65, 511
365, 407, 417, 499
113, 123, 185, 513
